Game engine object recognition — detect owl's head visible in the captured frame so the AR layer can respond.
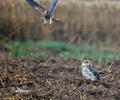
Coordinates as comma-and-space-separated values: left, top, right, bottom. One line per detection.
82, 60, 92, 68
44, 11, 49, 15
43, 11, 51, 19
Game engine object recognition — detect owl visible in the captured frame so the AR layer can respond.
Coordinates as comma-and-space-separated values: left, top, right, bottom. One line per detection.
81, 60, 103, 81
26, 0, 60, 24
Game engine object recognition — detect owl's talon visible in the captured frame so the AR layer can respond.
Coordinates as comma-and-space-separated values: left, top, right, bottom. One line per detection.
49, 18, 53, 24
43, 22, 47, 24
43, 19, 47, 24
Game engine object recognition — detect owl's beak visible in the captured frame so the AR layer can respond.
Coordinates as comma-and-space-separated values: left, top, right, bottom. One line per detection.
82, 63, 85, 67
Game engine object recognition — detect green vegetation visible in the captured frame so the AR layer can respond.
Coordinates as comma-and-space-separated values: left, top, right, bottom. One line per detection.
5, 41, 120, 61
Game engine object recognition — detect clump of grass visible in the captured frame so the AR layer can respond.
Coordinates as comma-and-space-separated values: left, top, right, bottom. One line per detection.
5, 42, 27, 56
5, 41, 47, 57
5, 41, 120, 61
58, 51, 71, 58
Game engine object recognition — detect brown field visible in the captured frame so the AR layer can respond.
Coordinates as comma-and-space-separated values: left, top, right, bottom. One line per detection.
0, 0, 120, 46
0, 1, 120, 100
0, 56, 120, 100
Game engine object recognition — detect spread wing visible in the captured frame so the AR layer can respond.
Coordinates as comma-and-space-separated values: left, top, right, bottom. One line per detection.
26, 0, 46, 14
49, 0, 58, 16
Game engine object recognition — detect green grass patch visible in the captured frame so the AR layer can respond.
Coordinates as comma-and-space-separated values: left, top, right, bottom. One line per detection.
5, 40, 120, 61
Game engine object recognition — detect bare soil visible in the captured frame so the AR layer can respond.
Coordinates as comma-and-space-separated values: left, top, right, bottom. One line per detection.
0, 56, 120, 100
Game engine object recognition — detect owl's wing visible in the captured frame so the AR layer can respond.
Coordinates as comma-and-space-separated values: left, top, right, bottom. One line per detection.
89, 65, 100, 75
26, 0, 46, 14
49, 0, 58, 16
87, 65, 101, 81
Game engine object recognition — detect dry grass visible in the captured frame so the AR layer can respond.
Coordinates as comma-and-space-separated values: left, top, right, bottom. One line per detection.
0, 0, 120, 46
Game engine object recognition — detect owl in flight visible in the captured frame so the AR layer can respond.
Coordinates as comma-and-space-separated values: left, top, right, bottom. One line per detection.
81, 60, 103, 81
26, 0, 60, 24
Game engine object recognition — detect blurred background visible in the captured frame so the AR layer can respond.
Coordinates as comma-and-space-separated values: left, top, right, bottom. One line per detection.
0, 0, 120, 61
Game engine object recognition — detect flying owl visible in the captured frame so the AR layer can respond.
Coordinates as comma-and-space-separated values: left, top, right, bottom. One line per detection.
26, 0, 60, 24
81, 60, 103, 81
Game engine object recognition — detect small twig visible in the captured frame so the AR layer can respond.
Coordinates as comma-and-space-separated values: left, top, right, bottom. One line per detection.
16, 94, 24, 100
108, 62, 114, 70
0, 77, 5, 87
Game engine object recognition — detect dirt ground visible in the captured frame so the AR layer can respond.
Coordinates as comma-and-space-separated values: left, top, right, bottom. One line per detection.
0, 56, 120, 100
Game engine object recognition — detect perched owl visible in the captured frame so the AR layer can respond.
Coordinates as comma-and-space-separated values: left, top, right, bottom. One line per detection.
81, 60, 103, 81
